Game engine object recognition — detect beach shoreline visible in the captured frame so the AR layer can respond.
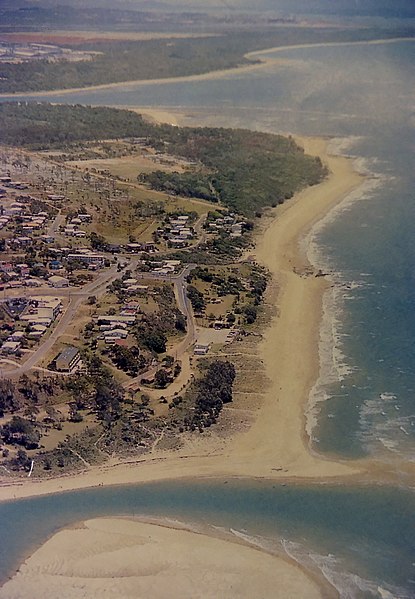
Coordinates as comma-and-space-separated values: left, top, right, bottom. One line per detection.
0, 37, 413, 100
0, 516, 336, 599
0, 132, 371, 503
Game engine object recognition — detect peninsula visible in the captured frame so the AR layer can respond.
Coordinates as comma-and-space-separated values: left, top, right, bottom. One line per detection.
0, 104, 366, 599
1, 2, 415, 594
0, 103, 365, 499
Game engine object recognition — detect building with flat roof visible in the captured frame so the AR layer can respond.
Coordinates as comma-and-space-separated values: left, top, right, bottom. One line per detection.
55, 346, 81, 373
34, 297, 62, 319
194, 343, 210, 356
67, 252, 104, 266
8, 331, 25, 342
1, 341, 20, 354
97, 314, 136, 325
48, 275, 69, 288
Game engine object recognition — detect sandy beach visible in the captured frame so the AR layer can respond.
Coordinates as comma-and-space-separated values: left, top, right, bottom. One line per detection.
0, 133, 368, 504
0, 518, 332, 599
0, 55, 281, 99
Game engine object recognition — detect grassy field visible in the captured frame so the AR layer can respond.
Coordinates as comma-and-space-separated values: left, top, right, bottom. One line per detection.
67, 154, 187, 181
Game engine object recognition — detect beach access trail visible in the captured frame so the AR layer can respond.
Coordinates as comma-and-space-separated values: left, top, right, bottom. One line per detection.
0, 134, 367, 503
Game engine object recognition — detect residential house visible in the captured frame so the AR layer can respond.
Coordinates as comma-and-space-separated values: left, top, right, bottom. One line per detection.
48, 275, 69, 288
47, 194, 65, 201
40, 235, 55, 243
49, 260, 63, 270
28, 324, 47, 340
35, 297, 62, 319
1, 341, 20, 354
55, 346, 81, 373
78, 213, 92, 222
7, 330, 25, 342
194, 343, 210, 355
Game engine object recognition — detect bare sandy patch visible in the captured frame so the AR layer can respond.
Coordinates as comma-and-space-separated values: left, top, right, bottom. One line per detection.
0, 518, 330, 599
66, 153, 187, 182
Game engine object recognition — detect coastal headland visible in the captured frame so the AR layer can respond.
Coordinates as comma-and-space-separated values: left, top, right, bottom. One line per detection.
1, 29, 414, 597
0, 113, 377, 599
0, 129, 367, 503
1, 37, 413, 100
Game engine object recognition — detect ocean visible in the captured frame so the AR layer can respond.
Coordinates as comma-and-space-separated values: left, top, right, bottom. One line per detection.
0, 38, 414, 597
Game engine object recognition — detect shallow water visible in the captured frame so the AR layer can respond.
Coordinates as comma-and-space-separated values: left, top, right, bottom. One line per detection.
0, 480, 414, 598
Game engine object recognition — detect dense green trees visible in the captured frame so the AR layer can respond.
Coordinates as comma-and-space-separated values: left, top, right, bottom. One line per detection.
1, 416, 40, 449
138, 171, 218, 202
243, 304, 258, 324
141, 127, 327, 215
89, 231, 110, 251
186, 360, 236, 431
187, 285, 206, 313
0, 102, 327, 216
134, 317, 167, 354
0, 380, 21, 417
154, 369, 171, 389
110, 345, 145, 376
0, 103, 154, 148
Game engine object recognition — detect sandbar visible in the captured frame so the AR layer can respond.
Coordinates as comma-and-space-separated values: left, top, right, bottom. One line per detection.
0, 518, 332, 599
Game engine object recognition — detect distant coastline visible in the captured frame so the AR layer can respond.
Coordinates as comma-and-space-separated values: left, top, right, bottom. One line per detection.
0, 37, 414, 100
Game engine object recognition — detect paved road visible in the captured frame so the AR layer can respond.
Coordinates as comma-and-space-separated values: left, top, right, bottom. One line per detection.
173, 264, 197, 353
47, 212, 65, 236
124, 263, 197, 390
2, 259, 138, 378
1, 256, 192, 381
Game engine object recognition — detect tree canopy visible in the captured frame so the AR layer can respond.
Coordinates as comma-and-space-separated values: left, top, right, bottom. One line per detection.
0, 102, 327, 216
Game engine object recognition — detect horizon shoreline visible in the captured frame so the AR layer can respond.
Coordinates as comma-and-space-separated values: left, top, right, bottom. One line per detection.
0, 37, 413, 100
0, 130, 372, 504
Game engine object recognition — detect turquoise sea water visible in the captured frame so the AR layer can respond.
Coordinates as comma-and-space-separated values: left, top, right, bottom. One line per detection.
1, 39, 415, 597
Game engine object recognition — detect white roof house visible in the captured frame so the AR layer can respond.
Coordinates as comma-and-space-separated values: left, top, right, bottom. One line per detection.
1, 341, 21, 354
8, 331, 25, 342
106, 328, 128, 337
48, 275, 69, 288
194, 343, 210, 355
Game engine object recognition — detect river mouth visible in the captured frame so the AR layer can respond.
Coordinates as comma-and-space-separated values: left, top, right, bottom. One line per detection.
0, 479, 414, 597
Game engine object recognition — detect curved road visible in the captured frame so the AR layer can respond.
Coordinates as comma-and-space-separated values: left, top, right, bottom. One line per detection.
123, 263, 197, 390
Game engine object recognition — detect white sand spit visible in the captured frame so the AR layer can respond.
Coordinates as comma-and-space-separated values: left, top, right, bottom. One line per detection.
0, 518, 326, 599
